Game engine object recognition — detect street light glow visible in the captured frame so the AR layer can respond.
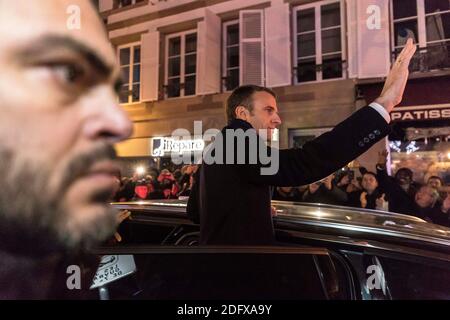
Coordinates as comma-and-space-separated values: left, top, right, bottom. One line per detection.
136, 166, 146, 175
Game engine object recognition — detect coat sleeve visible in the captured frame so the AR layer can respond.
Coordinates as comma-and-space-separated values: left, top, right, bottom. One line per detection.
245, 106, 391, 187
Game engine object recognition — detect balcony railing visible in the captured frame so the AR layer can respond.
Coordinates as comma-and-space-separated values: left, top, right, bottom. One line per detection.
393, 41, 450, 73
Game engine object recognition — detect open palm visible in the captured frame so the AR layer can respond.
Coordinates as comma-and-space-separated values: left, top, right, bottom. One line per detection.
375, 38, 417, 113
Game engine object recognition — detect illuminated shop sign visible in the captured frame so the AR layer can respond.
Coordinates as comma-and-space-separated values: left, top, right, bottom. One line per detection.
151, 137, 205, 157
391, 104, 450, 122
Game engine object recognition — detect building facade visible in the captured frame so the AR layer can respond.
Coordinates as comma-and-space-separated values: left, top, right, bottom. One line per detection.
99, 0, 450, 182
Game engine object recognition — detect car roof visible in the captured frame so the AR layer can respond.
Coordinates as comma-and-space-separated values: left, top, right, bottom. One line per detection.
112, 199, 450, 246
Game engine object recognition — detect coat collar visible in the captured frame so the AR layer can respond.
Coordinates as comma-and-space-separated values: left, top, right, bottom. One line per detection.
225, 119, 253, 131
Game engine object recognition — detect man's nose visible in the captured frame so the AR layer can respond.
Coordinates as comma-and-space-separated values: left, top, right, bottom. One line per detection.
272, 113, 282, 126
83, 86, 133, 143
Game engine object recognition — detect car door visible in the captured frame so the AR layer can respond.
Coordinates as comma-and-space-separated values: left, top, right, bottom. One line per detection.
89, 246, 344, 300
361, 250, 450, 299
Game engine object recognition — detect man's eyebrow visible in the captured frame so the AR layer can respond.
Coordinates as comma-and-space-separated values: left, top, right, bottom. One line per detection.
16, 35, 115, 79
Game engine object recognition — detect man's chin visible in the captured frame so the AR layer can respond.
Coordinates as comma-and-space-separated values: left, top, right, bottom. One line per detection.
57, 202, 118, 250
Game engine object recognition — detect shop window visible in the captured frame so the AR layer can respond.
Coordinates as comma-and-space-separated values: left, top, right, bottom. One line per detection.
289, 127, 333, 149
118, 44, 141, 104
389, 134, 450, 183
293, 1, 345, 84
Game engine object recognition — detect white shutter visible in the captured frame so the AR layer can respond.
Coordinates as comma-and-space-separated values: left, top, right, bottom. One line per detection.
346, 0, 358, 78
196, 9, 221, 95
140, 31, 160, 102
99, 0, 113, 12
240, 10, 264, 86
356, 0, 391, 78
264, 3, 291, 88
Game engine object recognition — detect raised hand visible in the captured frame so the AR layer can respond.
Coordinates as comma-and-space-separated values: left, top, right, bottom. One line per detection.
360, 191, 368, 208
323, 174, 334, 190
377, 150, 389, 166
375, 38, 417, 113
309, 183, 321, 194
442, 194, 450, 213
376, 193, 388, 211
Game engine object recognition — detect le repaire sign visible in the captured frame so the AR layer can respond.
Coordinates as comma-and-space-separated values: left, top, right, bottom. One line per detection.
390, 104, 450, 122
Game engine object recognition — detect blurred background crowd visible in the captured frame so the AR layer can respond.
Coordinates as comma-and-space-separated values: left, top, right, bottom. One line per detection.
112, 151, 450, 228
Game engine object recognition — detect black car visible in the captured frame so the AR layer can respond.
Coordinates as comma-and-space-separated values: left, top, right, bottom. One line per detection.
92, 200, 450, 300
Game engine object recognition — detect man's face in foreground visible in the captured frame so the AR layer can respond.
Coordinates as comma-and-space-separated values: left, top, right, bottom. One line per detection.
0, 0, 132, 250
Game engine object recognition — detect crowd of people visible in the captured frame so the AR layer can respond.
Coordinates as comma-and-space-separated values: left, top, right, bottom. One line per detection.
273, 150, 450, 227
114, 150, 450, 229
112, 165, 199, 202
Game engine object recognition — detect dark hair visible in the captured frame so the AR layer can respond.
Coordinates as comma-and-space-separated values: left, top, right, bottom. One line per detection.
226, 85, 276, 124
395, 167, 413, 178
428, 175, 444, 184
362, 171, 377, 180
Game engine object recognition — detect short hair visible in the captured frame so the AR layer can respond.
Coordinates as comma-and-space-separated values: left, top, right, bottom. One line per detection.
420, 185, 440, 202
395, 167, 413, 179
363, 171, 378, 180
428, 175, 444, 185
226, 85, 276, 124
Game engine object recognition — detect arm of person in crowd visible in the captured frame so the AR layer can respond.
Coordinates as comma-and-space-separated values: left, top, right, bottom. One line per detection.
375, 194, 389, 211
375, 150, 404, 196
324, 174, 348, 204
245, 39, 416, 187
303, 183, 320, 201
428, 193, 450, 227
360, 192, 368, 208
358, 166, 368, 176
329, 184, 349, 204
440, 194, 450, 215
352, 160, 368, 176
375, 150, 391, 188
375, 150, 415, 209
375, 151, 398, 192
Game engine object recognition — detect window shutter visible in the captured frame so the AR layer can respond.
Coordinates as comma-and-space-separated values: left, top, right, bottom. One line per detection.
141, 31, 160, 102
264, 3, 291, 88
346, 0, 358, 78
196, 9, 221, 95
99, 0, 113, 12
356, 0, 391, 78
240, 10, 265, 86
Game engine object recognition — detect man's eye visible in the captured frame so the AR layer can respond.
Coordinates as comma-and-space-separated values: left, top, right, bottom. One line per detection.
51, 63, 85, 84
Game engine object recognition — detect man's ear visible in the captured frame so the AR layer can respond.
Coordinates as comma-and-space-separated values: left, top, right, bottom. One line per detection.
235, 106, 249, 121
